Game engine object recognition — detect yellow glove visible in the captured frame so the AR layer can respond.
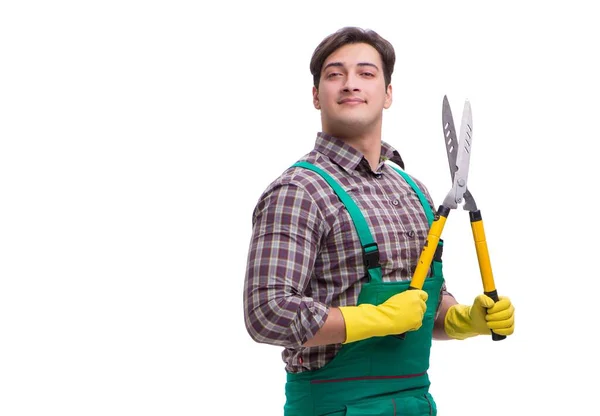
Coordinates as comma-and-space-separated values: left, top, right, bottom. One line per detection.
444, 294, 515, 340
339, 290, 428, 344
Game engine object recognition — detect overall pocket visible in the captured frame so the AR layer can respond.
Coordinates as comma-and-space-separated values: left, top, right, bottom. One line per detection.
343, 393, 436, 416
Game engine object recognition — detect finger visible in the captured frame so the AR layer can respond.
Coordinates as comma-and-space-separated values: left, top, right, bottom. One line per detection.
486, 305, 514, 322
411, 321, 423, 332
475, 294, 495, 309
487, 315, 514, 331
487, 297, 513, 314
489, 325, 514, 336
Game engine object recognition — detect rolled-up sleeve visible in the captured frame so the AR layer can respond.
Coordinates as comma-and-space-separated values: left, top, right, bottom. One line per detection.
244, 181, 329, 347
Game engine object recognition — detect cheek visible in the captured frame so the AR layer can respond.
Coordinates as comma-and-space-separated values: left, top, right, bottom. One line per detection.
318, 92, 337, 110
372, 90, 389, 106
319, 88, 332, 101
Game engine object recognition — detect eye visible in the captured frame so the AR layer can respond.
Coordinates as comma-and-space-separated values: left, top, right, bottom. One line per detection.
362, 72, 375, 77
327, 72, 342, 78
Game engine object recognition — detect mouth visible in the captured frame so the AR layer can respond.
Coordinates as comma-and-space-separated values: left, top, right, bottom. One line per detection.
338, 98, 366, 105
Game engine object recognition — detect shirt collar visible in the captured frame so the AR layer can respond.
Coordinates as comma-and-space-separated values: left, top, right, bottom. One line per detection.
314, 132, 405, 173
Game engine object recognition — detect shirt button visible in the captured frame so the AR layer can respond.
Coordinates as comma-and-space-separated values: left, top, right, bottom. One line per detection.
407, 230, 416, 237
392, 199, 399, 206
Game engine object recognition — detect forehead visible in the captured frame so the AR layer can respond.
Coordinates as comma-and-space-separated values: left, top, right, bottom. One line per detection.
323, 42, 382, 68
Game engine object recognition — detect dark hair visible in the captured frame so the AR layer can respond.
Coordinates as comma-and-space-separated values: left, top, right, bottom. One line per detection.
310, 27, 396, 90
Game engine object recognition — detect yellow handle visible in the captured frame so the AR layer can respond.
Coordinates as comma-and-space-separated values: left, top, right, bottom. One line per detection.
410, 206, 449, 290
470, 213, 496, 293
470, 210, 506, 341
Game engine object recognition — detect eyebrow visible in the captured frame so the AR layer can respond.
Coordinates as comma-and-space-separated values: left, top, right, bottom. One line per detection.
322, 62, 380, 71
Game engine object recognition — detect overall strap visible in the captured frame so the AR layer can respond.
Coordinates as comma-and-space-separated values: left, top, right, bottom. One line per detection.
292, 161, 383, 283
386, 161, 434, 227
386, 161, 444, 273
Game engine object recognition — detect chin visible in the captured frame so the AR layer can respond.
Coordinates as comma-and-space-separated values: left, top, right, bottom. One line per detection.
326, 123, 366, 139
337, 116, 372, 131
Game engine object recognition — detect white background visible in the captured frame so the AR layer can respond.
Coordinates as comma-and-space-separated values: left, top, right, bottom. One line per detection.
1, 1, 598, 415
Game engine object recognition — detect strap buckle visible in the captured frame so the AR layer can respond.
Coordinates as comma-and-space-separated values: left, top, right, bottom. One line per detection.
363, 243, 380, 270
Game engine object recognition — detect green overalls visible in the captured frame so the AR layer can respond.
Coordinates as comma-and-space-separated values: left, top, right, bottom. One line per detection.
284, 162, 444, 416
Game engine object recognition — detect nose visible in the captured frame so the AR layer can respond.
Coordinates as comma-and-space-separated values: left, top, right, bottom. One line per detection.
342, 73, 360, 92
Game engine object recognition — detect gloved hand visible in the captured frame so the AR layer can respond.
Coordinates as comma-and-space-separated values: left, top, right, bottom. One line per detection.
339, 290, 428, 344
444, 294, 515, 340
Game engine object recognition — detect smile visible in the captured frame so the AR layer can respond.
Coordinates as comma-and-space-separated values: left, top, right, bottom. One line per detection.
339, 98, 365, 105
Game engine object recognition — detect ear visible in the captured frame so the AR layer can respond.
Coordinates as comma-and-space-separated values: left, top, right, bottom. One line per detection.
312, 86, 320, 110
384, 84, 392, 109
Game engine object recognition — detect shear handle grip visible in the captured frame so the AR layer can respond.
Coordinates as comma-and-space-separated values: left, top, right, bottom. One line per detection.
470, 209, 506, 341
484, 290, 506, 341
410, 205, 450, 290
395, 205, 451, 340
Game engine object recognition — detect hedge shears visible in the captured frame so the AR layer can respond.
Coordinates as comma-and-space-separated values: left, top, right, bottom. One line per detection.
409, 95, 506, 341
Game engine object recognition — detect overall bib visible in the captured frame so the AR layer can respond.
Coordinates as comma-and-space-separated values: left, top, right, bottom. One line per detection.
284, 162, 444, 416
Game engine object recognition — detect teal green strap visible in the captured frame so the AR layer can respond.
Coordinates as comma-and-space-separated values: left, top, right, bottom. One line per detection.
387, 163, 443, 256
292, 161, 383, 282
387, 165, 434, 227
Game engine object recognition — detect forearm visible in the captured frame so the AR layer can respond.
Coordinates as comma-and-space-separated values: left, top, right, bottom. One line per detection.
245, 293, 329, 347
305, 291, 451, 346
306, 289, 429, 346
303, 307, 346, 347
433, 292, 458, 340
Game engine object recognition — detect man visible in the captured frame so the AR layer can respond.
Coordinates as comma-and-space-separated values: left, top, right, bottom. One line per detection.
244, 27, 515, 415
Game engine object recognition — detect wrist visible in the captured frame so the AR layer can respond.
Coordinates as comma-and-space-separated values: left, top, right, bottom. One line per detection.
339, 304, 390, 344
444, 304, 479, 340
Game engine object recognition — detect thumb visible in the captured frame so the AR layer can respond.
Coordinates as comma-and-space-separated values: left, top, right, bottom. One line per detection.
414, 289, 428, 302
473, 294, 495, 309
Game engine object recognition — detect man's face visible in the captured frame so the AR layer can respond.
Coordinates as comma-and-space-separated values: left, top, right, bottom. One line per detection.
313, 42, 392, 139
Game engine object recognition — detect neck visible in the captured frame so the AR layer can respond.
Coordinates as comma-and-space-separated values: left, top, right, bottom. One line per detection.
323, 114, 385, 171
324, 124, 383, 171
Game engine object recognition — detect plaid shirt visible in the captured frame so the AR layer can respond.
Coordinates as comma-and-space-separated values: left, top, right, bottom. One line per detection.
244, 133, 450, 373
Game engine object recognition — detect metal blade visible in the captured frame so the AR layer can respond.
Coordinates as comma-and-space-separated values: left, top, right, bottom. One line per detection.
442, 95, 459, 183
442, 96, 477, 210
453, 100, 473, 206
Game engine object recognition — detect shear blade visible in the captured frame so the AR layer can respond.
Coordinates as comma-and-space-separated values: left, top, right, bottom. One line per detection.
442, 95, 459, 183
442, 98, 473, 209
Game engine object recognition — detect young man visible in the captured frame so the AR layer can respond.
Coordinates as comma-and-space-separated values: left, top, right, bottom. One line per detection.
244, 27, 515, 415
